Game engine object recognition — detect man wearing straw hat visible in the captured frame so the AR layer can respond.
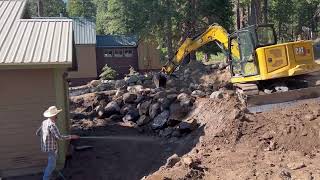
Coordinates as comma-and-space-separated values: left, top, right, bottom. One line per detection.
36, 106, 79, 180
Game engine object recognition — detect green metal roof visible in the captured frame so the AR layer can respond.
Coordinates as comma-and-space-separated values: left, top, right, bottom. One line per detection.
72, 17, 96, 45
96, 35, 138, 47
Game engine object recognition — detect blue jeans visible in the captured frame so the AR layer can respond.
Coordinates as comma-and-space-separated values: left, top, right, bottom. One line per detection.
43, 151, 57, 180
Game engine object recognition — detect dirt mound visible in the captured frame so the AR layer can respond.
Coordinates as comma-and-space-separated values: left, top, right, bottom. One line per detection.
146, 95, 320, 179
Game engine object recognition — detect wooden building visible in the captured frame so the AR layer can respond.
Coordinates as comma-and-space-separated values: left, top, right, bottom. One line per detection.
68, 18, 97, 86
96, 35, 139, 78
0, 0, 75, 177
137, 39, 162, 72
96, 35, 162, 78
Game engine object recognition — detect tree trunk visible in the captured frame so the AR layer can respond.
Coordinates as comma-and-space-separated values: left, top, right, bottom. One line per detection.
241, 6, 246, 28
190, 0, 196, 61
255, 0, 261, 24
247, 3, 252, 25
249, 0, 256, 25
263, 0, 268, 24
236, 0, 241, 29
165, 0, 173, 60
38, 0, 44, 17
278, 21, 282, 42
249, 0, 262, 25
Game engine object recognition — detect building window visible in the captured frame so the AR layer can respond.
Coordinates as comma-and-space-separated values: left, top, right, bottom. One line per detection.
104, 49, 113, 57
124, 49, 133, 57
114, 49, 123, 57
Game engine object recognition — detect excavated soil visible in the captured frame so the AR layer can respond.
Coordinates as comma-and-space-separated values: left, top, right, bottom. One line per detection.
146, 95, 320, 179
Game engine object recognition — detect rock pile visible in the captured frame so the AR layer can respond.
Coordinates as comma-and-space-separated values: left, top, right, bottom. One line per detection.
70, 85, 200, 138
69, 61, 230, 137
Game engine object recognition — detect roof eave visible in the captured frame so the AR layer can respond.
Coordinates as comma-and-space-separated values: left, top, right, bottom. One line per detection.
96, 45, 137, 48
0, 63, 72, 70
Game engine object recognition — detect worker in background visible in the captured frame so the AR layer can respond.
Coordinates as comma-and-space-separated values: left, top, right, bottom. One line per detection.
36, 106, 80, 180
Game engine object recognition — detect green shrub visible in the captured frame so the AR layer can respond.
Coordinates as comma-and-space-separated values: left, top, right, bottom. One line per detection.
99, 64, 118, 80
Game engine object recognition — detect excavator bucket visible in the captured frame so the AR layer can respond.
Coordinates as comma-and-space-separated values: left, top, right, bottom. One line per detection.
153, 73, 167, 88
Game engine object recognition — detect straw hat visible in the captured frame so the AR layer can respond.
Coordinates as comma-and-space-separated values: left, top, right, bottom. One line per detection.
43, 106, 62, 118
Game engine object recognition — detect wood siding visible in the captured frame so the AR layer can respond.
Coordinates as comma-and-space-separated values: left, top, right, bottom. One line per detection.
68, 45, 97, 79
137, 40, 162, 70
0, 69, 56, 177
96, 47, 138, 79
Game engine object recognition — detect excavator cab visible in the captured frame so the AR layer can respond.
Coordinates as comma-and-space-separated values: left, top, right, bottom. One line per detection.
228, 24, 277, 78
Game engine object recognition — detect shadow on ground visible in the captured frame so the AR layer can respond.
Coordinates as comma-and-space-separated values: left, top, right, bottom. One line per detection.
7, 122, 204, 180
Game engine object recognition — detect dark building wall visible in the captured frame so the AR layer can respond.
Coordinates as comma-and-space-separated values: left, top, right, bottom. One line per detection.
96, 47, 139, 79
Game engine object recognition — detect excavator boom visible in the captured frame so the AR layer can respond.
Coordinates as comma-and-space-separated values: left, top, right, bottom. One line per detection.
161, 24, 238, 76
154, 24, 238, 88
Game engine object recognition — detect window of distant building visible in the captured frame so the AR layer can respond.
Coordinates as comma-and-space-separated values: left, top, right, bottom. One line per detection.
104, 49, 113, 57
124, 49, 133, 57
114, 49, 123, 57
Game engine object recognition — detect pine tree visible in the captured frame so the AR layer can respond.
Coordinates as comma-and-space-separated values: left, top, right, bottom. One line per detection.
99, 64, 118, 80
67, 0, 96, 19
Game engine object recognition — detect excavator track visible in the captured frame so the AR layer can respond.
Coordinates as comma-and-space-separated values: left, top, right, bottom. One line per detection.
235, 74, 320, 112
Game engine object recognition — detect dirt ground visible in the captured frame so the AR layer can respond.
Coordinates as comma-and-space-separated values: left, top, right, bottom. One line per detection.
7, 120, 202, 180
146, 96, 320, 180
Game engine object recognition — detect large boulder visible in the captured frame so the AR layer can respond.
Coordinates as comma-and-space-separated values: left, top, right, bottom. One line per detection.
158, 98, 171, 111
177, 93, 195, 106
165, 154, 180, 168
177, 118, 198, 133
169, 102, 190, 121
95, 105, 105, 118
95, 82, 115, 92
151, 110, 170, 129
153, 91, 166, 100
167, 94, 178, 102
191, 90, 206, 98
109, 114, 123, 121
123, 93, 137, 103
115, 79, 127, 89
70, 112, 87, 120
127, 85, 144, 93
138, 74, 146, 82
122, 109, 140, 122
149, 103, 161, 119
88, 80, 101, 88
210, 91, 223, 99
138, 100, 152, 115
134, 94, 145, 104
125, 75, 139, 84
104, 101, 120, 117
120, 104, 135, 115
136, 115, 150, 126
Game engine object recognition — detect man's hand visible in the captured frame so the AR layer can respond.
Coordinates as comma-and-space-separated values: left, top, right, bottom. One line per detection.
70, 135, 80, 140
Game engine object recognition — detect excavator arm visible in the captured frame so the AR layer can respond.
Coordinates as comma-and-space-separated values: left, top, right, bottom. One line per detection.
161, 24, 240, 75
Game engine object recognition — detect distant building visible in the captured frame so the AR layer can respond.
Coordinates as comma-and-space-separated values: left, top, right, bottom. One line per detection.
137, 38, 162, 72
96, 35, 139, 78
96, 35, 162, 78
0, 0, 76, 177
68, 17, 97, 86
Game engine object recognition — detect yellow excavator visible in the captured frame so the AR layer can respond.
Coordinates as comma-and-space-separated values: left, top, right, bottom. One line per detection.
155, 24, 320, 112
